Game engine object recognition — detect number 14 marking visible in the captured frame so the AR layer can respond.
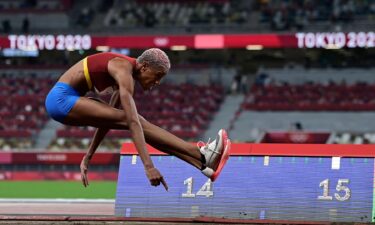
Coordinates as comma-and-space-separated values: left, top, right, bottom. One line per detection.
182, 177, 213, 198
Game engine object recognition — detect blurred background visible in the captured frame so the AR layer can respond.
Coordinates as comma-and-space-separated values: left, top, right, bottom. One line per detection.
0, 0, 374, 199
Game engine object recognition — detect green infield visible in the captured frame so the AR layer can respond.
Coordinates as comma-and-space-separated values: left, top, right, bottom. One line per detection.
0, 181, 117, 199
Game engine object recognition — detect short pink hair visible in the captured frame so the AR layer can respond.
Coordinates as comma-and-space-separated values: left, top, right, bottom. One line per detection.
136, 48, 171, 72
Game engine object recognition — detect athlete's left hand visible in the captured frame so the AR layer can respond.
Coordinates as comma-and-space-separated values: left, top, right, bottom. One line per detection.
80, 156, 90, 187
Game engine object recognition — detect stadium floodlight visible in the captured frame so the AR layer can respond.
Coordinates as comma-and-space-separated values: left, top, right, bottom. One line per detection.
170, 45, 187, 51
96, 46, 110, 52
246, 45, 263, 50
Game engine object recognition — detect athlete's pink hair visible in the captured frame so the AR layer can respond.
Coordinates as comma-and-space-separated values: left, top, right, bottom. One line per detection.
136, 48, 171, 72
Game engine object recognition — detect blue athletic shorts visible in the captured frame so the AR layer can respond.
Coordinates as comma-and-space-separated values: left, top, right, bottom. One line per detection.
45, 82, 80, 123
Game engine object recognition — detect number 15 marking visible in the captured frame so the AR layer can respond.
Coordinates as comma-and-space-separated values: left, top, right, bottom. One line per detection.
182, 177, 213, 198
318, 179, 351, 201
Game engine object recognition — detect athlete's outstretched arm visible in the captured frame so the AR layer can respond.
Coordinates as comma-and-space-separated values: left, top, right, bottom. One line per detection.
108, 58, 168, 190
80, 91, 120, 187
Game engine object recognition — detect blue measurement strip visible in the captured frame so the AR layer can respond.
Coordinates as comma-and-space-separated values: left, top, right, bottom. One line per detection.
115, 156, 374, 222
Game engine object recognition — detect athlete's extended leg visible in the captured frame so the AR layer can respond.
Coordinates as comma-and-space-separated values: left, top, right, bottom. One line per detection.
140, 116, 230, 181
64, 97, 203, 169
138, 116, 202, 169
141, 117, 230, 181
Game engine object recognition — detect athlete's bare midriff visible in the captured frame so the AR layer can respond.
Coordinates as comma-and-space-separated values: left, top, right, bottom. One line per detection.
58, 60, 90, 95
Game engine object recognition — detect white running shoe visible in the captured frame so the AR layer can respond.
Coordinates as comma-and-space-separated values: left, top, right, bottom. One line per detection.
198, 129, 231, 181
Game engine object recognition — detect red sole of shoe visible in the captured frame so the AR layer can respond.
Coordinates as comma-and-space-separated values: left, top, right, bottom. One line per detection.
211, 130, 231, 182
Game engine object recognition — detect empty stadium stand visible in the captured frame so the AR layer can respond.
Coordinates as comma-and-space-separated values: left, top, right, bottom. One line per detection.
2, 0, 374, 34
230, 68, 375, 142
0, 74, 54, 150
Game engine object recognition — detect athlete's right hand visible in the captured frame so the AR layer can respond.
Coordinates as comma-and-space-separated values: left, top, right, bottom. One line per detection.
145, 167, 168, 191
